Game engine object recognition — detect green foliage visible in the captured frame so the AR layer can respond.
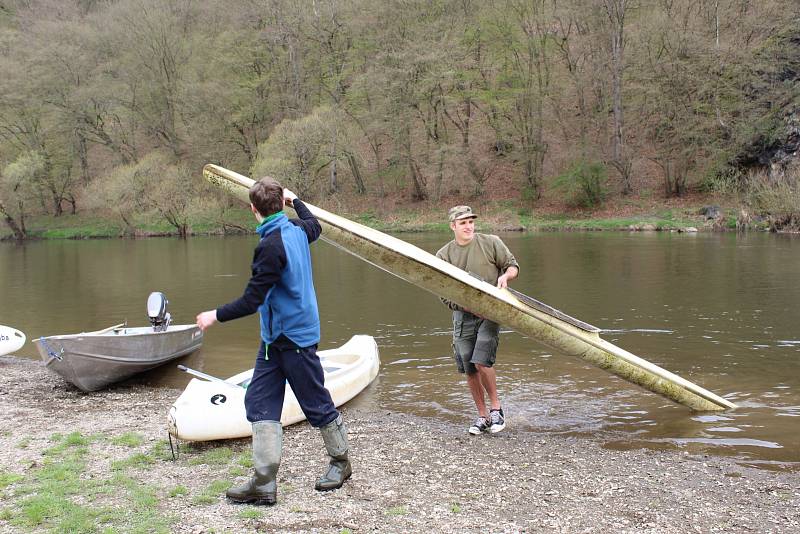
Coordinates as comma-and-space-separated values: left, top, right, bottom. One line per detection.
744, 169, 800, 230
188, 446, 234, 466
0, 0, 797, 236
110, 432, 145, 448
252, 106, 347, 199
552, 160, 607, 208
0, 470, 23, 489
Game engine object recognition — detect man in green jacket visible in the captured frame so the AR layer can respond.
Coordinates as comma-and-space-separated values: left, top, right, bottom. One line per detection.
436, 206, 519, 435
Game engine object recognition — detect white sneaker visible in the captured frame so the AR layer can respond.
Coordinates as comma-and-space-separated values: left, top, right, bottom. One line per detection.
489, 408, 505, 433
468, 416, 490, 435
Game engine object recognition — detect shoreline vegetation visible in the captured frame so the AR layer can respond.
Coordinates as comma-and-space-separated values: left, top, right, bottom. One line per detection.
3, 2, 800, 243
1, 355, 799, 533
0, 200, 775, 242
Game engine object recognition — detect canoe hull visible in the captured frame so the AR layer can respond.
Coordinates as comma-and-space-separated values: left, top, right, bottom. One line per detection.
35, 325, 203, 392
0, 325, 26, 357
203, 164, 735, 411
167, 335, 380, 441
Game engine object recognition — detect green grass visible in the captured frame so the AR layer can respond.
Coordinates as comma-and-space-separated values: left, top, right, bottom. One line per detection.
0, 470, 23, 489
236, 452, 254, 469
111, 452, 155, 471
188, 446, 234, 466
2, 431, 178, 533
110, 432, 145, 447
168, 485, 189, 498
192, 480, 230, 505
239, 508, 263, 520
385, 505, 408, 516
229, 466, 247, 477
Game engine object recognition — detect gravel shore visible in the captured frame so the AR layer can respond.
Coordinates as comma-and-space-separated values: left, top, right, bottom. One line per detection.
1, 355, 798, 533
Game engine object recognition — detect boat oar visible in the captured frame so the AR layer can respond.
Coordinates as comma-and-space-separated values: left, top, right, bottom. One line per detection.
176, 365, 243, 389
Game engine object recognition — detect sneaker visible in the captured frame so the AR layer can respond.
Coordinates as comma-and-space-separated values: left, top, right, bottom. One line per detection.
489, 408, 506, 433
468, 416, 490, 435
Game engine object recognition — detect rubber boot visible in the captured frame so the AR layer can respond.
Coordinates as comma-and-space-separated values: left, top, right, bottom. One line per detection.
226, 420, 282, 505
315, 414, 352, 491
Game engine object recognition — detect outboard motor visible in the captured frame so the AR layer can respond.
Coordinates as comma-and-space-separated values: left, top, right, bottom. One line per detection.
147, 292, 172, 332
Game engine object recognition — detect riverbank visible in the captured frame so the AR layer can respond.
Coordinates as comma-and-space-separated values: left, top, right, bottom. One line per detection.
1, 355, 798, 533
1, 196, 753, 241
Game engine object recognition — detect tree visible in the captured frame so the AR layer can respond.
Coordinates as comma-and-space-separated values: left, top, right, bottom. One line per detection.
94, 152, 199, 237
602, 0, 634, 195
0, 152, 44, 239
252, 106, 345, 199
487, 0, 555, 200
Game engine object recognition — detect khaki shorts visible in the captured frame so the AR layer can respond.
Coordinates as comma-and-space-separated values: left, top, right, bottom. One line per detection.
452, 311, 500, 375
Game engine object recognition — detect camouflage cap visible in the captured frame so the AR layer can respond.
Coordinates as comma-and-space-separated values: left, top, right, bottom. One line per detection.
448, 205, 477, 222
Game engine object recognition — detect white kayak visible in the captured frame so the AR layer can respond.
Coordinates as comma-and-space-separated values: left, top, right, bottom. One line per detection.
168, 335, 380, 441
0, 325, 26, 357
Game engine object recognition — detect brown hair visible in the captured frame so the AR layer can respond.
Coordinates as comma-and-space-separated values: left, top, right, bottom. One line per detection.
249, 177, 284, 217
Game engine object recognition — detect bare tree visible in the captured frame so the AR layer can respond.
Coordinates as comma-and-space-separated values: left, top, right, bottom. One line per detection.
602, 0, 634, 194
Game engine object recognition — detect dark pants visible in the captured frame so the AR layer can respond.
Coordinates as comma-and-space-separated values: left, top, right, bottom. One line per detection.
244, 337, 339, 428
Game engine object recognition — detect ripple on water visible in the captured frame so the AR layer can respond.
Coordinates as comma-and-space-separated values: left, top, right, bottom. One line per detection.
653, 437, 783, 449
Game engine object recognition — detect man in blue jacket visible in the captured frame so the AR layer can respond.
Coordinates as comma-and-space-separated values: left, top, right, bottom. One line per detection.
196, 177, 350, 506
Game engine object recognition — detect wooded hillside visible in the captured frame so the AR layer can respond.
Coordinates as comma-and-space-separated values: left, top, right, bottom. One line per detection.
1, 0, 798, 238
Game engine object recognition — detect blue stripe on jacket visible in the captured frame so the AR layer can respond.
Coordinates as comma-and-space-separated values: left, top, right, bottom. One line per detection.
216, 199, 322, 348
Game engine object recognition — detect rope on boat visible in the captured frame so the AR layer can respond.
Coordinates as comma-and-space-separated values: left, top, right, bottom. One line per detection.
168, 432, 179, 461
38, 337, 63, 362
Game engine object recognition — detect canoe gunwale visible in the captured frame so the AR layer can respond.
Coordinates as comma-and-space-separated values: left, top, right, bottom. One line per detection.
202, 164, 736, 412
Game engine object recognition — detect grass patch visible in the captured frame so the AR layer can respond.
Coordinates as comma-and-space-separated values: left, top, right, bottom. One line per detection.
192, 479, 230, 505
168, 485, 189, 498
188, 446, 234, 466
450, 503, 462, 513
111, 452, 156, 471
237, 452, 253, 469
2, 431, 177, 533
149, 439, 176, 461
229, 466, 247, 477
0, 470, 23, 489
239, 508, 263, 520
110, 432, 145, 448
385, 505, 408, 516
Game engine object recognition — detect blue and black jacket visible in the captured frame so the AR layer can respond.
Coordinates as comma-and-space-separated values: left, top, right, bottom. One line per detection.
216, 199, 322, 348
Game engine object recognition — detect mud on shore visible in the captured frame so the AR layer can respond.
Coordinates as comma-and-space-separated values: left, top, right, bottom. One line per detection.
1, 355, 798, 533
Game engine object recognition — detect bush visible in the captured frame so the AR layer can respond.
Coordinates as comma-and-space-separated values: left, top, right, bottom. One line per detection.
745, 168, 800, 231
552, 160, 607, 208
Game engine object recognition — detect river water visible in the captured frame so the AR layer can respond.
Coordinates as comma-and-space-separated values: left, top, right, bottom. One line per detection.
1, 231, 798, 470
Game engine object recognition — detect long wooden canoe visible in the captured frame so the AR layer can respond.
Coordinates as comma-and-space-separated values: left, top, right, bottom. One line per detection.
203, 164, 736, 411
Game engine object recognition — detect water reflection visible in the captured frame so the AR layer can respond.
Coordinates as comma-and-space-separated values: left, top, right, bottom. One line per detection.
1, 231, 799, 470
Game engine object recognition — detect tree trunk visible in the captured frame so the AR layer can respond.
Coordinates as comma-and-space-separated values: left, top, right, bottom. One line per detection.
76, 132, 90, 186
329, 158, 338, 194
605, 0, 632, 195
0, 201, 26, 240
347, 153, 366, 194
409, 159, 428, 201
